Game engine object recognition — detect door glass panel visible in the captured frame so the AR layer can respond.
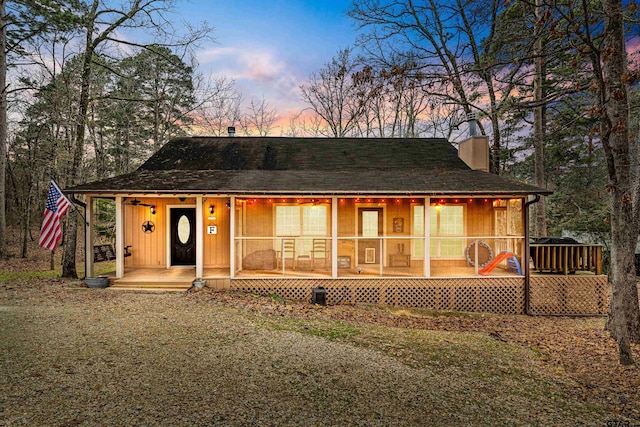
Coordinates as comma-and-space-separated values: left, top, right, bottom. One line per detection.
362, 211, 378, 237
177, 215, 191, 244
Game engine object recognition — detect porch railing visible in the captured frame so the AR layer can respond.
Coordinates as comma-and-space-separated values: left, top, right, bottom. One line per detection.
529, 244, 603, 275
234, 235, 526, 277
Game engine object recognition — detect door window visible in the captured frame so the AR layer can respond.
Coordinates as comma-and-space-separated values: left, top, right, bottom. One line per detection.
177, 215, 191, 244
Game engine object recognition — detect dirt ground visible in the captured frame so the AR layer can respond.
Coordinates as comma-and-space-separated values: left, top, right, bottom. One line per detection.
1, 275, 639, 426
1, 235, 639, 426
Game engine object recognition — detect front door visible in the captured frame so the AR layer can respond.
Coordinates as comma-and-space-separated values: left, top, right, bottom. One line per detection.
171, 208, 196, 266
358, 207, 383, 264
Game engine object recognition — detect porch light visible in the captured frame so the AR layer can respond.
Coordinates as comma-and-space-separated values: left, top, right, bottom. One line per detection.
209, 205, 215, 214
150, 205, 156, 215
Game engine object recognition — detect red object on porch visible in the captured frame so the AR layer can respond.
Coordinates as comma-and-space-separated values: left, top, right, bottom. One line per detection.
479, 252, 521, 275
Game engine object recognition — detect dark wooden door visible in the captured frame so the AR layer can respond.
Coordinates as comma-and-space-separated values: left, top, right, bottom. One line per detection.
358, 208, 383, 264
171, 208, 196, 266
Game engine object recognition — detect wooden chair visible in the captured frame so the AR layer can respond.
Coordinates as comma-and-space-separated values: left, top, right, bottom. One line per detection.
278, 239, 296, 269
311, 239, 328, 269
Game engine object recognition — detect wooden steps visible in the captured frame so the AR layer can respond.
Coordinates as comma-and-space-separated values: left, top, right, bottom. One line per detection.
110, 279, 193, 291
109, 277, 230, 291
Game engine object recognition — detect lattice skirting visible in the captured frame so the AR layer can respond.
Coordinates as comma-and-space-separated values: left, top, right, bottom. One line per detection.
231, 278, 525, 314
529, 275, 610, 315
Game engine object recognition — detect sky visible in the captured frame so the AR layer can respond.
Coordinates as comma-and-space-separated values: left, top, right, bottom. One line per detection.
176, 0, 358, 121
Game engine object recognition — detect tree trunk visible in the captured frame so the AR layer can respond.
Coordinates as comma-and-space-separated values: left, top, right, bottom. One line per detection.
20, 186, 31, 258
0, 0, 7, 259
601, 0, 640, 365
61, 208, 78, 278
62, 13, 95, 278
533, 0, 547, 238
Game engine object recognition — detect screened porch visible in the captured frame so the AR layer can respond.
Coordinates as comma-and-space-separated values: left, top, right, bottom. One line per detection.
232, 196, 526, 279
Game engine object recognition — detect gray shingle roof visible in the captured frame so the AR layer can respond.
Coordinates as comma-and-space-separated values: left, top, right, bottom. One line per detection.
67, 137, 549, 196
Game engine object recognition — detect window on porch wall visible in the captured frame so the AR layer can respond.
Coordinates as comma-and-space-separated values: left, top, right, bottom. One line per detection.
275, 205, 328, 254
412, 205, 424, 257
430, 205, 465, 258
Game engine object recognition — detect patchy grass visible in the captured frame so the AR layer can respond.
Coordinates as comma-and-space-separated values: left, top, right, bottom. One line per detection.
264, 316, 362, 340
0, 262, 114, 280
1, 245, 639, 426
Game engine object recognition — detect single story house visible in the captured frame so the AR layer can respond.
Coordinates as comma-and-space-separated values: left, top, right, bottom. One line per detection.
67, 136, 607, 315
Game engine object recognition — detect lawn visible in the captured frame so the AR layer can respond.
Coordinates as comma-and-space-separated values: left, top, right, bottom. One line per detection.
1, 275, 639, 426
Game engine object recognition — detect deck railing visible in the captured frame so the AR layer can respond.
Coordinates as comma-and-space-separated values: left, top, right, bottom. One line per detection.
529, 244, 603, 275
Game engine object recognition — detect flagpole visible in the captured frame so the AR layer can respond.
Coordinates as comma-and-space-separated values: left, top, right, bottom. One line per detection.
51, 179, 88, 226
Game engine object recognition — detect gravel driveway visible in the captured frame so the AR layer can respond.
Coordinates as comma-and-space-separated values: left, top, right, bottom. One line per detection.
0, 285, 614, 426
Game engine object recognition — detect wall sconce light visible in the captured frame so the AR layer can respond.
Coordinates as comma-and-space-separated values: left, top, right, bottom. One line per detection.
150, 205, 156, 215
225, 201, 231, 208
209, 205, 215, 215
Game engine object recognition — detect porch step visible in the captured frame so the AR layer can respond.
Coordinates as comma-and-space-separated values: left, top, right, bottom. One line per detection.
110, 280, 193, 291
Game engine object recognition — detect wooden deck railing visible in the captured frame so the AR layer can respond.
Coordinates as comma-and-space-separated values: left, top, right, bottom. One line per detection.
530, 244, 603, 275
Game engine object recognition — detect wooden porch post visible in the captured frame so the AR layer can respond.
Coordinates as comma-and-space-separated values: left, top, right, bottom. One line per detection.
196, 196, 204, 278
115, 195, 124, 279
229, 196, 235, 279
84, 195, 94, 278
424, 197, 431, 277
332, 197, 338, 278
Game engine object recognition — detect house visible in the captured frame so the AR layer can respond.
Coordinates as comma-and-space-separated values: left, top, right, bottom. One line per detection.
67, 136, 608, 315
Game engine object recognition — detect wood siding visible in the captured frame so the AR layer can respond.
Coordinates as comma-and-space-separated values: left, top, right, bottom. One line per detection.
203, 197, 230, 268
123, 197, 172, 268
123, 197, 230, 268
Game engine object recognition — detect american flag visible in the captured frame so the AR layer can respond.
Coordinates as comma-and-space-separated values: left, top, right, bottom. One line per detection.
39, 181, 71, 251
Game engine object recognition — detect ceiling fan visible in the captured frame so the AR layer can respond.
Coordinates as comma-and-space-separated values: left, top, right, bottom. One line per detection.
126, 197, 154, 207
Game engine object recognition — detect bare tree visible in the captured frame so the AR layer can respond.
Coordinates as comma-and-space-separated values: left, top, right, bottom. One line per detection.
597, 0, 640, 365
241, 96, 279, 136
0, 0, 7, 259
299, 48, 367, 137
349, 0, 532, 172
61, 0, 212, 278
546, 0, 640, 364
193, 75, 242, 136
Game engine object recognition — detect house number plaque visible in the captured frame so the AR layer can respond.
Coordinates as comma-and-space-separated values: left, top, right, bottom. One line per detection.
207, 225, 218, 235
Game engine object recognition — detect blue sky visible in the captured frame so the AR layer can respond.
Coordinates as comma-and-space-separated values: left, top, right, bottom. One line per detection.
177, 0, 357, 117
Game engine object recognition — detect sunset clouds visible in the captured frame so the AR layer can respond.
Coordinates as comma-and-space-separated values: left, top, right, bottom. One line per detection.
182, 0, 354, 123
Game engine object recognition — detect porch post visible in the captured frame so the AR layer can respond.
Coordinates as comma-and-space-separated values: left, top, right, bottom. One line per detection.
524, 196, 531, 314
84, 195, 94, 278
115, 195, 124, 279
229, 196, 235, 279
196, 196, 204, 278
424, 197, 430, 277
332, 197, 338, 278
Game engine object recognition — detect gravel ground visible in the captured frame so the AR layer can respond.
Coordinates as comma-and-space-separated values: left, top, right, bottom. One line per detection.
0, 281, 632, 426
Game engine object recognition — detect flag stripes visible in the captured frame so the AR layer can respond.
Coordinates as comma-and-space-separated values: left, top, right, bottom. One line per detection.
39, 181, 71, 251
